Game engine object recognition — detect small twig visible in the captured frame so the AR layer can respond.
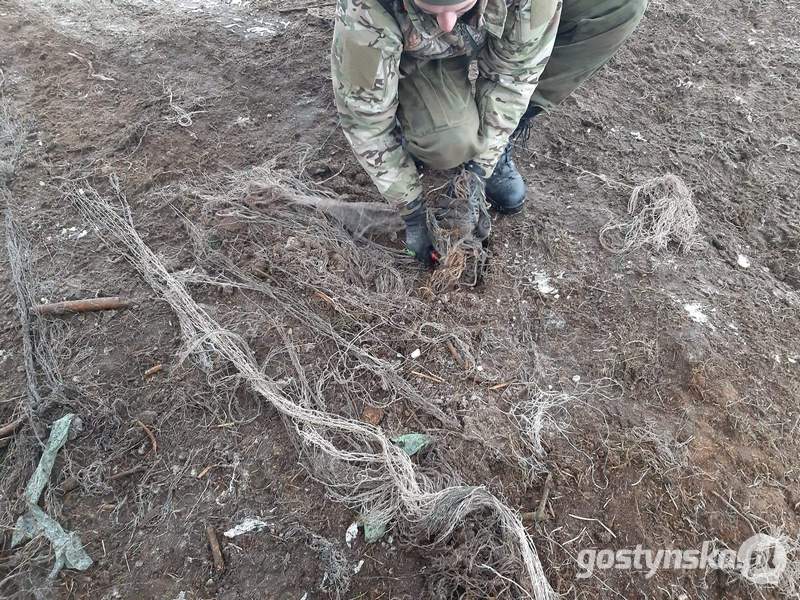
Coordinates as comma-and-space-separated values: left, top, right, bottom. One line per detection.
135, 419, 158, 454
206, 525, 225, 573
568, 513, 616, 539
110, 465, 146, 481
711, 490, 769, 534
313, 290, 337, 308
143, 364, 163, 377
488, 381, 514, 391
533, 472, 553, 522
32, 296, 130, 316
67, 51, 116, 82
0, 418, 24, 438
478, 563, 533, 598
540, 155, 633, 190
197, 465, 214, 479
445, 340, 464, 368
410, 370, 446, 384
277, 2, 334, 12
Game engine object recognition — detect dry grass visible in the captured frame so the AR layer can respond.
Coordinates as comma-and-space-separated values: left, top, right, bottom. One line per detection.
509, 388, 572, 478
599, 174, 699, 254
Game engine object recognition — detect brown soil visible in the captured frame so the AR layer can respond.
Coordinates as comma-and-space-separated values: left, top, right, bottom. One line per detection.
1, 0, 798, 599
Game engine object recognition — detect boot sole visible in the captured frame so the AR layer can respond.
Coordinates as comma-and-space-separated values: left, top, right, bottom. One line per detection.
488, 200, 525, 215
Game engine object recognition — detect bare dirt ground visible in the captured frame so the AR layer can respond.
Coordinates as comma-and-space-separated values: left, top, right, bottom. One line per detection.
1, 0, 799, 598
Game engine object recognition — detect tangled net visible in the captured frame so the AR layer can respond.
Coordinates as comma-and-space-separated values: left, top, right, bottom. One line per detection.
246, 173, 404, 238
599, 174, 699, 254
427, 170, 490, 292
69, 178, 556, 600
247, 163, 490, 292
1, 100, 28, 187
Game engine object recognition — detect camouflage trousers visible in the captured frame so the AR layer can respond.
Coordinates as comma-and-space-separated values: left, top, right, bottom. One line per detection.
400, 0, 649, 170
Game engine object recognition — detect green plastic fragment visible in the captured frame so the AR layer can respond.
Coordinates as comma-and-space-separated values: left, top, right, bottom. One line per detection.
23, 413, 74, 504
362, 519, 387, 544
11, 413, 93, 578
391, 433, 433, 456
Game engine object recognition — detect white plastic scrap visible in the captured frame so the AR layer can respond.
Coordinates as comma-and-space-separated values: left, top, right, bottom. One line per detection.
345, 521, 359, 548
410, 348, 421, 359
353, 559, 365, 574
737, 253, 751, 268
683, 303, 709, 324
223, 518, 271, 538
534, 272, 558, 296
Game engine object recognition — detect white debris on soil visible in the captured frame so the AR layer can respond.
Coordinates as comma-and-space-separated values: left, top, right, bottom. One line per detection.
534, 272, 559, 296
737, 253, 751, 268
684, 303, 709, 324
630, 130, 647, 142
345, 521, 359, 548
223, 518, 271, 538
410, 348, 421, 359
353, 559, 365, 574
245, 23, 287, 37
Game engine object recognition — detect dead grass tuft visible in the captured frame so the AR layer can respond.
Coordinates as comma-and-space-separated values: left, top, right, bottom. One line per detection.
600, 173, 699, 254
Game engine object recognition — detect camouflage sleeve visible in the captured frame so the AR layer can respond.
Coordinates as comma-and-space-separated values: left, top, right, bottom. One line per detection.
472, 0, 561, 173
331, 0, 421, 213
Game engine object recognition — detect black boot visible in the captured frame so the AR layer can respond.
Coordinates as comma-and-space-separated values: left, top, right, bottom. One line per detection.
484, 142, 525, 214
484, 105, 542, 215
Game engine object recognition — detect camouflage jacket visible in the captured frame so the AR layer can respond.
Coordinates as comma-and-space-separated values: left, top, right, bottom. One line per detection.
331, 0, 561, 211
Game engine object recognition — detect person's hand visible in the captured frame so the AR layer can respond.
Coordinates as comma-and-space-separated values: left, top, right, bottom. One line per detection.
403, 199, 440, 267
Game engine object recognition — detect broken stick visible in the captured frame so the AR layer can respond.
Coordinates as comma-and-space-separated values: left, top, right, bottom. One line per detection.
533, 472, 553, 522
143, 364, 163, 377
60, 476, 80, 494
206, 525, 225, 573
135, 419, 158, 454
521, 472, 554, 525
110, 465, 146, 481
277, 2, 334, 12
32, 296, 130, 316
445, 340, 464, 368
0, 418, 24, 438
